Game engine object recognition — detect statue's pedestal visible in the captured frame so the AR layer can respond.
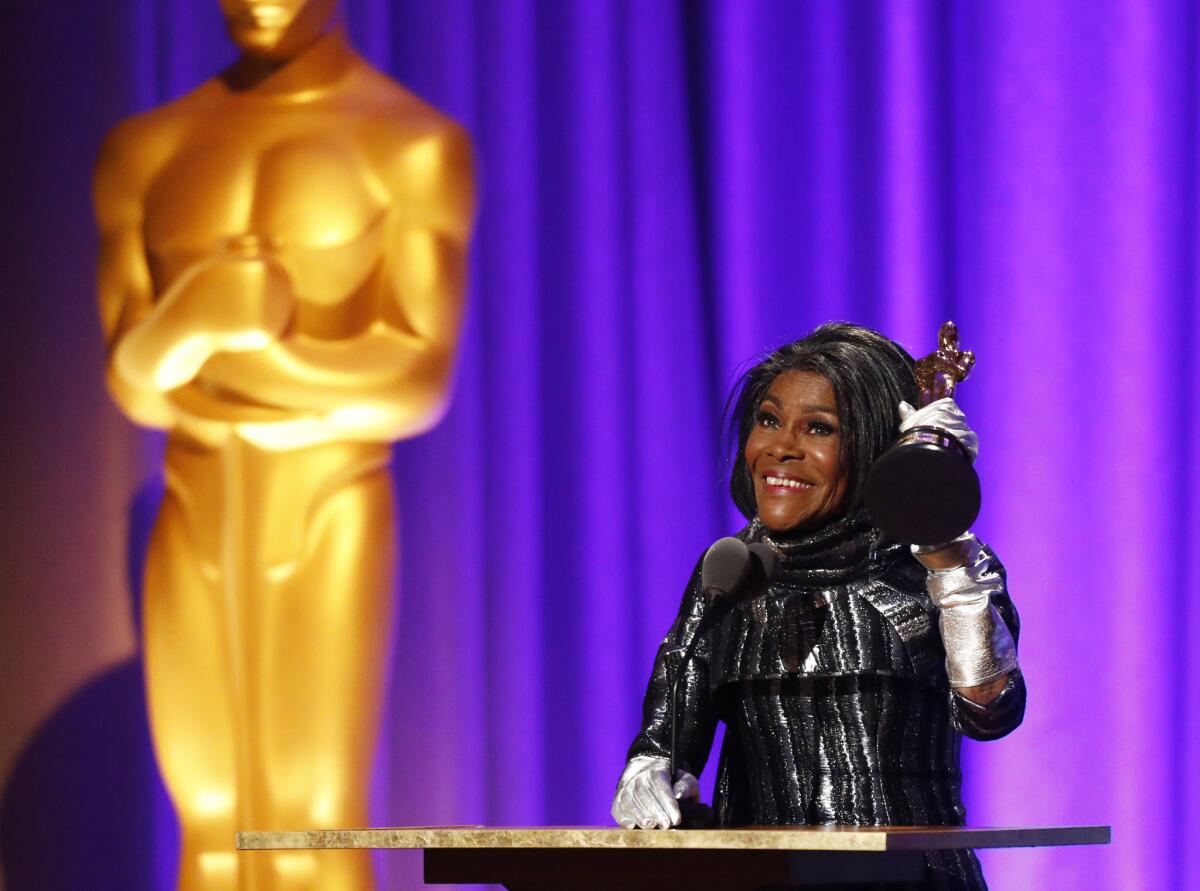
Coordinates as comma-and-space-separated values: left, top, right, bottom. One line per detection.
237, 824, 1110, 889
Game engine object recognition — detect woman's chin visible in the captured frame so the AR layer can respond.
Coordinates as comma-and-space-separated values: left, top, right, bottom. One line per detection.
759, 506, 842, 535
759, 513, 810, 534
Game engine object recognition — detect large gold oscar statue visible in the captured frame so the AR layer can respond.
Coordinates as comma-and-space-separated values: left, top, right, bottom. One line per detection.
93, 2, 474, 888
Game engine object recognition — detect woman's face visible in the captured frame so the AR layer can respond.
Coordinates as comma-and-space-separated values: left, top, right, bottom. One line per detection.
744, 370, 848, 533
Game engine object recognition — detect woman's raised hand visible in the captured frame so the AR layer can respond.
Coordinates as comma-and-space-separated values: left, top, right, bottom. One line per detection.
898, 398, 979, 461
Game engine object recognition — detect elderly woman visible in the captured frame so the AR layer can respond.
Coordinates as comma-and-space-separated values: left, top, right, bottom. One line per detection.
612, 323, 1024, 890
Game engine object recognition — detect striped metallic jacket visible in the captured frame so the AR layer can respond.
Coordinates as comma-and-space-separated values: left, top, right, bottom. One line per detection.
625, 541, 1025, 891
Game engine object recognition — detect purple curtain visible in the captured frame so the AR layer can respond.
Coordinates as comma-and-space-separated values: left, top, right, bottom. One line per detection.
1, 2, 1196, 889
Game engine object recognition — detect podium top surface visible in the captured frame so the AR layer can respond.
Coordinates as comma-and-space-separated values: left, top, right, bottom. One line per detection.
237, 825, 1110, 853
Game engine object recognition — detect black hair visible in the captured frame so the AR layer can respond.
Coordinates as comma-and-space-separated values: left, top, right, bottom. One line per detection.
727, 322, 920, 520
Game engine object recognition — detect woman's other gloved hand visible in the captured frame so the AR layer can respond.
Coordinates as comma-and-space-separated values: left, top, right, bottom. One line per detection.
611, 755, 700, 829
898, 397, 979, 461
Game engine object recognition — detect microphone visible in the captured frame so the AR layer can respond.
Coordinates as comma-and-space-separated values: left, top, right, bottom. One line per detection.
669, 538, 779, 827
696, 537, 750, 634
694, 539, 778, 635
748, 542, 779, 588
701, 536, 751, 598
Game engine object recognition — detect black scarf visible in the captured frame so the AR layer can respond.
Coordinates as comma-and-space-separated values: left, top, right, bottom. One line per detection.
745, 507, 906, 589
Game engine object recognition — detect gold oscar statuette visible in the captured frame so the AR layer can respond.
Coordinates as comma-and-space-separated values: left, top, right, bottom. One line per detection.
93, 1, 475, 888
865, 321, 980, 546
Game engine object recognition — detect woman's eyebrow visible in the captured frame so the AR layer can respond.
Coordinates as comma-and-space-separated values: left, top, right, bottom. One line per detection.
763, 394, 837, 415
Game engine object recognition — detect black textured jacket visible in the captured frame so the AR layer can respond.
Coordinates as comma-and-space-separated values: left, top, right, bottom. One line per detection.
625, 539, 1025, 890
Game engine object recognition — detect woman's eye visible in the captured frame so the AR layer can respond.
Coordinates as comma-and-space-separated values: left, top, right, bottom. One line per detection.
808, 420, 837, 435
755, 410, 779, 428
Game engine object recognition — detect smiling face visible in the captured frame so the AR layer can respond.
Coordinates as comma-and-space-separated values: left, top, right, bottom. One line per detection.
219, 0, 339, 59
744, 370, 849, 534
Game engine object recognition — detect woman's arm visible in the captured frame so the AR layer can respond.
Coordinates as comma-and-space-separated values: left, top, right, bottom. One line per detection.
624, 560, 719, 772
915, 535, 1026, 740
897, 398, 1025, 738
614, 559, 719, 828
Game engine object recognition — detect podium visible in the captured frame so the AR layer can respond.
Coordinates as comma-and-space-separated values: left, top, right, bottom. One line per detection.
237, 824, 1110, 889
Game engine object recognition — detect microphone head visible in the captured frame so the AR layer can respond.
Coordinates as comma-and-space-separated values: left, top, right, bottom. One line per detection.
747, 542, 779, 585
701, 537, 751, 598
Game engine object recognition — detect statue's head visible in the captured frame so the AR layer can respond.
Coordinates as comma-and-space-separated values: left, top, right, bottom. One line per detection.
219, 0, 340, 60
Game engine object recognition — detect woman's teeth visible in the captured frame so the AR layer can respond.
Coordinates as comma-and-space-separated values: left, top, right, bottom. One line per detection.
766, 476, 813, 489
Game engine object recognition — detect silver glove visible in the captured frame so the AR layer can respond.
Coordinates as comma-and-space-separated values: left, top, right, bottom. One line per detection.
914, 533, 1018, 688
611, 755, 700, 830
898, 397, 979, 461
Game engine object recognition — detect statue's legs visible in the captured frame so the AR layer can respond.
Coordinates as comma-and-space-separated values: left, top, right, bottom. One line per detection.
244, 468, 395, 891
145, 442, 395, 891
144, 490, 240, 891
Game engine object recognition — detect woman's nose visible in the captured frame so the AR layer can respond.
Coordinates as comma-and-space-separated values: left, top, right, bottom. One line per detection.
766, 431, 804, 461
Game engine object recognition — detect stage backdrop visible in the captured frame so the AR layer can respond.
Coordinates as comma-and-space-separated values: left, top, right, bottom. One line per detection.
1, 1, 1196, 889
